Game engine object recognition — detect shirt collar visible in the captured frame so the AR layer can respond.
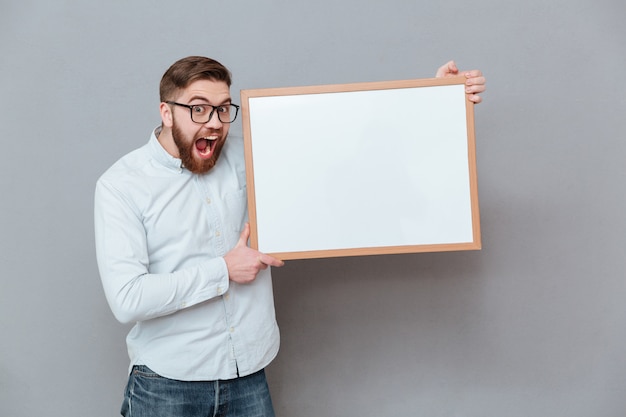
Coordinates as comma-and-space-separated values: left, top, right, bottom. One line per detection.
149, 126, 184, 173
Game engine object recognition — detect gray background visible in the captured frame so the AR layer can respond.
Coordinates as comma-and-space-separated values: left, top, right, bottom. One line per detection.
1, 1, 624, 416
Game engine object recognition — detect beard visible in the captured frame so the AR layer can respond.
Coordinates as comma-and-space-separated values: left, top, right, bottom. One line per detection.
171, 120, 226, 174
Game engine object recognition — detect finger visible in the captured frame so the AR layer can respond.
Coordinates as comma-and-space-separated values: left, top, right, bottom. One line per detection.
465, 76, 486, 87
259, 253, 285, 268
254, 256, 269, 270
236, 223, 251, 247
464, 70, 483, 79
447, 60, 458, 74
468, 94, 483, 104
436, 60, 457, 78
466, 84, 486, 94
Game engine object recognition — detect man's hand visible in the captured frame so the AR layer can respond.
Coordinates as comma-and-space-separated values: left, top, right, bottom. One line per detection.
436, 60, 486, 104
224, 223, 285, 284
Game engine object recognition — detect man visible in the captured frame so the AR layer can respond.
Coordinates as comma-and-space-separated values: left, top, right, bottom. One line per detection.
94, 56, 485, 417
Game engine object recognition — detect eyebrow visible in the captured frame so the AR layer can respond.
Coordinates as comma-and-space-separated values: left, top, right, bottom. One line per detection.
187, 95, 232, 105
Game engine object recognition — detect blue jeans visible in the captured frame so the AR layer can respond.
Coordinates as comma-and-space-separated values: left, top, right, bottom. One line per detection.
121, 365, 275, 417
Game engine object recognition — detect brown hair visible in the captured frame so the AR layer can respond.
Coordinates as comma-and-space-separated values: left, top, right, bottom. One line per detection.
159, 56, 232, 102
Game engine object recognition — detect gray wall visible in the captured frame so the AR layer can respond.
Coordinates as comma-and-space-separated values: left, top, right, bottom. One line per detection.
1, 1, 625, 416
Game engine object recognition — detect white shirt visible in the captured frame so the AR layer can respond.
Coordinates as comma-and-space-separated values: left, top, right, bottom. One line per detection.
94, 129, 279, 381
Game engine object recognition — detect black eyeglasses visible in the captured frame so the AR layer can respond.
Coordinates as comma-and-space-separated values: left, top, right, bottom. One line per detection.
166, 101, 240, 124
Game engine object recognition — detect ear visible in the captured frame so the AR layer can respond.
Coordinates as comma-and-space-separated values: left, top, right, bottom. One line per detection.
159, 102, 174, 127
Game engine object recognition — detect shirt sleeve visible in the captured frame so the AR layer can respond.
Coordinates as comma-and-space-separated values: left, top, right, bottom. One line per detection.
94, 179, 230, 324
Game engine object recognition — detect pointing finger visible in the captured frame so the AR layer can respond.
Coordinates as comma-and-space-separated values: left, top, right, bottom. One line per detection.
259, 253, 285, 268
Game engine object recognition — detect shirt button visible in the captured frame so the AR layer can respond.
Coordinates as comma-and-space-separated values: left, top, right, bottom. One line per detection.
229, 327, 235, 333
215, 230, 221, 237
206, 198, 211, 204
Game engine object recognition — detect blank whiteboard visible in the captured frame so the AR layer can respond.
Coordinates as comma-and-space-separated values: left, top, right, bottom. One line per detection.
241, 77, 480, 260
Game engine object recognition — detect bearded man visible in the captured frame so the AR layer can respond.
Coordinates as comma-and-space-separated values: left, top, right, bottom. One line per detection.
94, 55, 485, 417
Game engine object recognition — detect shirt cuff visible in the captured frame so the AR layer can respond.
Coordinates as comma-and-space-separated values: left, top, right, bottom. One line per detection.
200, 257, 230, 298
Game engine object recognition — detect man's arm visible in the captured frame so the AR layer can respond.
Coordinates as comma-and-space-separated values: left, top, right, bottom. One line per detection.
94, 179, 283, 324
94, 179, 230, 324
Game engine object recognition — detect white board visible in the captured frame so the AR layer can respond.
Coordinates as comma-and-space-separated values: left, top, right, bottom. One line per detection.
241, 77, 480, 260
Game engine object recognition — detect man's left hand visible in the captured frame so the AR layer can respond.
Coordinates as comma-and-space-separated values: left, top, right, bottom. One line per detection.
436, 60, 486, 104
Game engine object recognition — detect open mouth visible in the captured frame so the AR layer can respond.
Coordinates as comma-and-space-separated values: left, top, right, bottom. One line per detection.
195, 136, 218, 159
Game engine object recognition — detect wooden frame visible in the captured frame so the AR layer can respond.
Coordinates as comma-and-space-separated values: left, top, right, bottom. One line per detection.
241, 76, 480, 260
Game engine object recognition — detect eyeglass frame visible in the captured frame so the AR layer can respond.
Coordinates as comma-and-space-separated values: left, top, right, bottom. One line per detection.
165, 101, 240, 124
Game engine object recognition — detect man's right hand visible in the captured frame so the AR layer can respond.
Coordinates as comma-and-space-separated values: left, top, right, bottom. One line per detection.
223, 223, 285, 284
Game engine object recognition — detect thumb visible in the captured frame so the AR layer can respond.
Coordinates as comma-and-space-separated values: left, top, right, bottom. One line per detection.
236, 223, 251, 247
436, 60, 458, 78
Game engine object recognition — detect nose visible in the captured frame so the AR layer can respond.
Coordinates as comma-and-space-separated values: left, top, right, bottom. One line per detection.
204, 110, 223, 128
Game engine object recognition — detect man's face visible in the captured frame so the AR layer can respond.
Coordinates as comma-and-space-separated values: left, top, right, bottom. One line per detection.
168, 79, 232, 174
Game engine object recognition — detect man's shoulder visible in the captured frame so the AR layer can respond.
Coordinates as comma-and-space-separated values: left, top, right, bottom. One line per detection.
97, 143, 152, 187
